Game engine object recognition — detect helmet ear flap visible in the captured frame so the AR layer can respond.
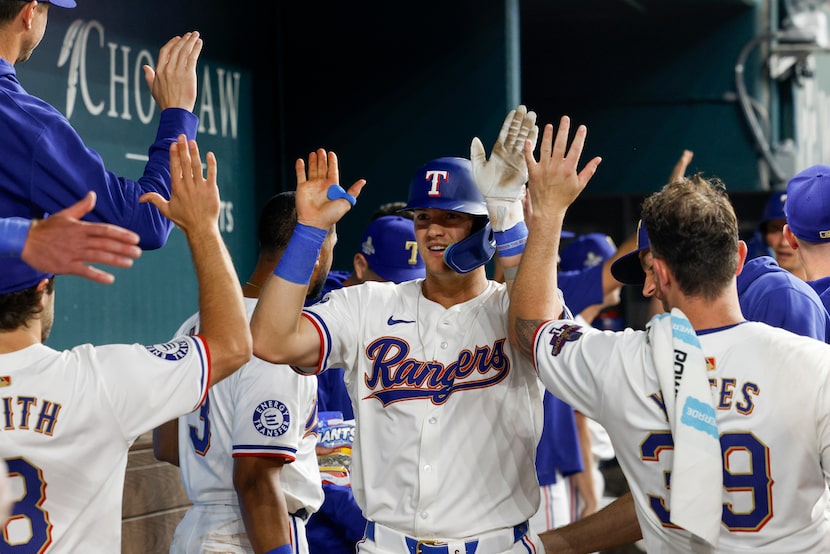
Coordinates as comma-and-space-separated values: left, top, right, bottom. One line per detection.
443, 219, 496, 273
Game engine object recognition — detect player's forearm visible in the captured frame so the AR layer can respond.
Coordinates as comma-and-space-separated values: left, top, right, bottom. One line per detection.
540, 492, 641, 553
235, 460, 291, 552
251, 273, 318, 366
188, 225, 252, 385
508, 211, 565, 355
238, 487, 291, 553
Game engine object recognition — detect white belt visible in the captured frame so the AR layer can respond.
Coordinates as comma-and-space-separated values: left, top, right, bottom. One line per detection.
363, 520, 530, 554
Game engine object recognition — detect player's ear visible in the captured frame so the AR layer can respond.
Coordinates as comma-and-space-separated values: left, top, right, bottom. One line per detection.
736, 240, 748, 276
353, 253, 369, 280
782, 224, 799, 250
652, 257, 672, 289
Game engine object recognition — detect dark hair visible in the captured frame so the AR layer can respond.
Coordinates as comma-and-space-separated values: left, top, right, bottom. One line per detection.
641, 174, 739, 299
0, 1, 30, 22
372, 201, 412, 221
0, 277, 55, 330
257, 191, 297, 257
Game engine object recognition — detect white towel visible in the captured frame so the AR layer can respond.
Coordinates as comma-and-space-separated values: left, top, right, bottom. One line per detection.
647, 308, 722, 548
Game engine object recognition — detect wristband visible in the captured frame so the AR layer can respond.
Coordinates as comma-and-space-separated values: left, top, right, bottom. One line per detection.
0, 217, 32, 257
494, 221, 528, 257
264, 546, 292, 554
273, 223, 328, 284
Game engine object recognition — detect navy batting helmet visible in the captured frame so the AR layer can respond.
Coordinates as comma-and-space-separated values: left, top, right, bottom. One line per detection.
402, 157, 495, 273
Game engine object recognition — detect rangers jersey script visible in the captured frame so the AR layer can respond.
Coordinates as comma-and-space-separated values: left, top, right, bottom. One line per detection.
170, 298, 323, 552
0, 338, 209, 553
301, 279, 543, 538
531, 319, 830, 553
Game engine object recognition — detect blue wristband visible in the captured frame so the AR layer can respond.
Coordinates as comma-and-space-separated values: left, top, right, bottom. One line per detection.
273, 223, 328, 284
264, 546, 292, 554
0, 217, 32, 257
494, 221, 528, 257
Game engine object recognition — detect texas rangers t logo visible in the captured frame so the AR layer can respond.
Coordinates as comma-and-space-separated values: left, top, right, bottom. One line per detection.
548, 324, 582, 356
425, 170, 448, 197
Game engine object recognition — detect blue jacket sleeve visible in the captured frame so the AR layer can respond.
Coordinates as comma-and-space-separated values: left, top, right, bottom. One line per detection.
29, 108, 198, 250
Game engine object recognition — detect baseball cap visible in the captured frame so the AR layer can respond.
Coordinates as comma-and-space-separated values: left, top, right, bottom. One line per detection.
0, 258, 52, 296
609, 220, 650, 285
785, 164, 830, 242
43, 0, 77, 8
759, 191, 787, 232
559, 232, 617, 272
358, 215, 425, 283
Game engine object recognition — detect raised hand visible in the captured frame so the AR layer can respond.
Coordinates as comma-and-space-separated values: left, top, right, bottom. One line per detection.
470, 105, 539, 200
524, 115, 602, 219
143, 31, 203, 112
294, 148, 366, 230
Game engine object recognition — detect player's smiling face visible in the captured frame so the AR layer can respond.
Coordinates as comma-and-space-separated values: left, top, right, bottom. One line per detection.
412, 208, 476, 272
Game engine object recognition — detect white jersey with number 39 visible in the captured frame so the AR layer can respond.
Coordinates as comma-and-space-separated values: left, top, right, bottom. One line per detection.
531, 318, 830, 553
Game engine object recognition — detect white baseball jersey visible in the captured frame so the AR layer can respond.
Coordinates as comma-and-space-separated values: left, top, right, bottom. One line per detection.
0, 338, 209, 553
170, 298, 323, 553
302, 279, 543, 538
531, 318, 830, 553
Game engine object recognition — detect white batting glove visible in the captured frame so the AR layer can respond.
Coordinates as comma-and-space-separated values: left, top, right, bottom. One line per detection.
470, 105, 538, 232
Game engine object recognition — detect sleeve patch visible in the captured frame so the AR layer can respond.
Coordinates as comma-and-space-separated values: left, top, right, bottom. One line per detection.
144, 339, 190, 361
252, 400, 291, 437
548, 324, 583, 356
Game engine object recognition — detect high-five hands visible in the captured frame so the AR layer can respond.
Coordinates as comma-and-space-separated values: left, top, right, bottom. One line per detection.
524, 115, 602, 220
139, 134, 219, 235
470, 105, 539, 231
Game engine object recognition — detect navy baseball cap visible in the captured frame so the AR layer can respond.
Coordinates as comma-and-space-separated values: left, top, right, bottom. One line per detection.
759, 191, 787, 232
0, 258, 52, 295
359, 215, 425, 283
559, 232, 617, 272
44, 0, 77, 7
785, 164, 830, 242
609, 220, 650, 285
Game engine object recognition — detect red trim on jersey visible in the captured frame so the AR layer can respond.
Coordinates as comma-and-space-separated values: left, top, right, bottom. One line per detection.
530, 320, 551, 376
300, 312, 325, 375
232, 452, 296, 462
193, 333, 212, 407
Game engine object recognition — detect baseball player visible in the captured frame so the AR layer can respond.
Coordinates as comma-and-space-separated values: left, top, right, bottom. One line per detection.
0, 136, 252, 553
612, 219, 829, 343
782, 164, 830, 318
307, 213, 426, 554
755, 190, 805, 279
251, 105, 547, 553
512, 116, 830, 553
153, 192, 327, 554
1, 0, 203, 298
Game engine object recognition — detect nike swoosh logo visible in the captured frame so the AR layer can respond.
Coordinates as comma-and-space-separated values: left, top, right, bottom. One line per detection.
387, 316, 415, 325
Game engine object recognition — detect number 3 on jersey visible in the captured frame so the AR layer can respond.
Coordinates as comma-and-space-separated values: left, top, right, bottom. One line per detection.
2, 457, 53, 551
641, 430, 773, 531
189, 396, 211, 455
